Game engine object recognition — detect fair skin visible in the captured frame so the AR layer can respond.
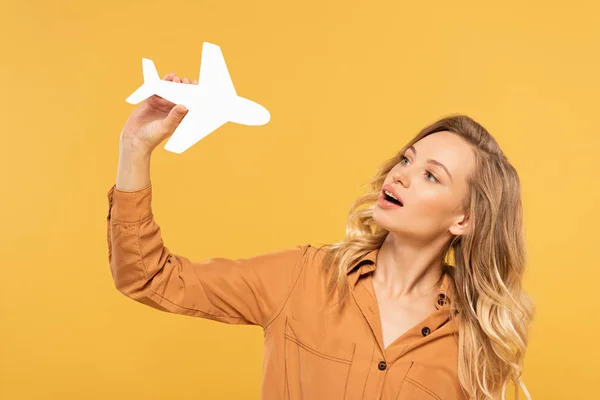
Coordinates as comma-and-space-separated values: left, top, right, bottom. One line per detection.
371, 131, 476, 349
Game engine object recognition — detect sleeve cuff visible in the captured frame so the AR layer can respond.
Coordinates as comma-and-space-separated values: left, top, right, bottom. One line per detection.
107, 182, 153, 223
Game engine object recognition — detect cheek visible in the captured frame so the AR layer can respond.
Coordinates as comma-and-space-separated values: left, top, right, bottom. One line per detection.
411, 189, 455, 220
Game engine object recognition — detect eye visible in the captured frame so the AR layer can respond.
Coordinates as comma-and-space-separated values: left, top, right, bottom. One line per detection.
425, 171, 439, 183
399, 155, 439, 183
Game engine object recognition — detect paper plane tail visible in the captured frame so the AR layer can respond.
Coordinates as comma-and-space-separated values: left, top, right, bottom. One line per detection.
126, 58, 159, 104
142, 58, 159, 83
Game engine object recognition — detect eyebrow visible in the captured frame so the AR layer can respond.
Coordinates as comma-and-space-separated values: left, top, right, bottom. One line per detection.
406, 145, 453, 182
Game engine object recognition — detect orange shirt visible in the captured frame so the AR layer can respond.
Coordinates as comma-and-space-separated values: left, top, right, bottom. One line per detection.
107, 182, 466, 400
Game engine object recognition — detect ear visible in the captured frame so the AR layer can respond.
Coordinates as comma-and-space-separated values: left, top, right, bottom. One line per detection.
449, 213, 469, 236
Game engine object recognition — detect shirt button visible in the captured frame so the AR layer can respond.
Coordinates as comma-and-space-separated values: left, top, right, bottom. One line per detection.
421, 327, 431, 336
378, 361, 387, 371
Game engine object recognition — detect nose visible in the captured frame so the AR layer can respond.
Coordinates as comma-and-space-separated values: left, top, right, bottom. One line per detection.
393, 167, 410, 187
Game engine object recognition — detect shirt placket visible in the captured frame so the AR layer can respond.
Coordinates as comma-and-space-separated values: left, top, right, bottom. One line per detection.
348, 269, 389, 399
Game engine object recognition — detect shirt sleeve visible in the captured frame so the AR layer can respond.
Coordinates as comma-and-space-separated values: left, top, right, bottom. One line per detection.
106, 182, 310, 328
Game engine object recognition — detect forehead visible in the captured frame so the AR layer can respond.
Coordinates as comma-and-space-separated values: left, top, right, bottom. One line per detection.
411, 131, 475, 181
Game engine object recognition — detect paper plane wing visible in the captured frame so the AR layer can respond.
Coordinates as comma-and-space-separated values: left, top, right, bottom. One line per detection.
199, 42, 236, 96
163, 108, 227, 154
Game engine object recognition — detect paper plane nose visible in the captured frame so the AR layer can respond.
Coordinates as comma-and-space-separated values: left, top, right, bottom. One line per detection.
257, 105, 271, 125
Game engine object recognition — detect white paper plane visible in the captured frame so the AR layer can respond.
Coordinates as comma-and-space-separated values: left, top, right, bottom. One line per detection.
125, 42, 271, 154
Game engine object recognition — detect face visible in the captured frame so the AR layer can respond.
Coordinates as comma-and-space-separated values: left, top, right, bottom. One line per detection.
373, 131, 476, 242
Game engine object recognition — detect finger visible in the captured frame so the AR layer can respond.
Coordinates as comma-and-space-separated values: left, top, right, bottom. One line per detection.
160, 104, 188, 138
163, 72, 175, 81
173, 76, 181, 83
192, 79, 198, 85
182, 77, 190, 84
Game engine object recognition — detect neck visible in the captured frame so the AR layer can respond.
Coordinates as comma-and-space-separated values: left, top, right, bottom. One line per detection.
373, 232, 446, 300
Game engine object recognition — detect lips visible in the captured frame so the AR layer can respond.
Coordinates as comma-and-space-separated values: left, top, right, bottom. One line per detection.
381, 184, 403, 206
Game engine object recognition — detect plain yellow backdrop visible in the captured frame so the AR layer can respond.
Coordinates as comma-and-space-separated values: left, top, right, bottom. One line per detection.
1, 1, 599, 399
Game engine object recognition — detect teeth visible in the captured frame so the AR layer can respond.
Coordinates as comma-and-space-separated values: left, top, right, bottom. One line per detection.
384, 190, 399, 201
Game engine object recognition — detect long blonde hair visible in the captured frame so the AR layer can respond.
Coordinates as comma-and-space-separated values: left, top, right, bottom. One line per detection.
315, 114, 536, 399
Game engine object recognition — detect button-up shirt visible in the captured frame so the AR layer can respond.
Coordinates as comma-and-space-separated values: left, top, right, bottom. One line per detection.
107, 182, 466, 400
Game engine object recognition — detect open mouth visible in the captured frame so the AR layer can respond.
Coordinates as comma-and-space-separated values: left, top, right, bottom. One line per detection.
383, 191, 403, 206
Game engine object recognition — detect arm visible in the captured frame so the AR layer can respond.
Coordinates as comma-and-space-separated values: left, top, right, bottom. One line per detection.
109, 72, 310, 328
106, 181, 310, 327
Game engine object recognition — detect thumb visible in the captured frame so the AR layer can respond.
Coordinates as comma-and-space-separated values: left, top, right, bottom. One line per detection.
160, 104, 188, 137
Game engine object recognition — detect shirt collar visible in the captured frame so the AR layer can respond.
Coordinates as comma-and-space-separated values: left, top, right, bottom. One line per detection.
346, 247, 454, 309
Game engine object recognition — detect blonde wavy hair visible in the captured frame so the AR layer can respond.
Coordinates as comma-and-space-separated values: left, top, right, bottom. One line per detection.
315, 114, 536, 400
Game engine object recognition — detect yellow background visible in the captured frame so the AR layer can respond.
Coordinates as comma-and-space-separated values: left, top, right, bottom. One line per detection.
1, 1, 598, 399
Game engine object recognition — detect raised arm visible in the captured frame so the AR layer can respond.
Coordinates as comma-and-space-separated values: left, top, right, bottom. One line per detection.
109, 72, 310, 328
107, 182, 309, 327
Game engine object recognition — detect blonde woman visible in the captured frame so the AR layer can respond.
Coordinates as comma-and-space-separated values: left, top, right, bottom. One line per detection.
108, 73, 535, 400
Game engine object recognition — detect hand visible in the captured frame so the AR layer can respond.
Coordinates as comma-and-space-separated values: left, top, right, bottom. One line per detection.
119, 73, 198, 155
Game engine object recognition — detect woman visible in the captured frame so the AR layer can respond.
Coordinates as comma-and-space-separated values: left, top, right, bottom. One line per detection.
108, 73, 535, 400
